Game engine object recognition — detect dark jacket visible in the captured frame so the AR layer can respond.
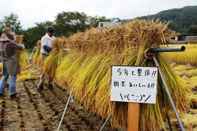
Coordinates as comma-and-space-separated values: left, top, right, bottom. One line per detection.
0, 33, 24, 75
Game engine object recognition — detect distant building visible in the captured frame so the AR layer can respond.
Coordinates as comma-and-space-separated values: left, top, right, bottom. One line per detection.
170, 35, 197, 44
175, 35, 187, 41
185, 36, 197, 43
98, 22, 120, 28
98, 18, 122, 28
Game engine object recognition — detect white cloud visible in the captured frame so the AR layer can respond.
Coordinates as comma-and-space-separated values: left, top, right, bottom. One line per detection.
0, 0, 197, 28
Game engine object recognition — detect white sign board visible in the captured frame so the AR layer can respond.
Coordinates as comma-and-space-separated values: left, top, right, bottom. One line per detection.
111, 66, 158, 104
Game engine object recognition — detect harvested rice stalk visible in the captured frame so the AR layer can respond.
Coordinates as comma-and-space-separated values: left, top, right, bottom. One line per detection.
71, 54, 106, 99
95, 69, 112, 119
157, 54, 190, 111
63, 53, 88, 88
15, 35, 28, 69
18, 51, 29, 70
55, 53, 76, 85
82, 55, 112, 109
43, 38, 65, 80
32, 40, 42, 66
41, 19, 187, 131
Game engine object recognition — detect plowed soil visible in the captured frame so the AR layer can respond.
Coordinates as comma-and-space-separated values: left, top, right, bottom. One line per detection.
0, 80, 118, 131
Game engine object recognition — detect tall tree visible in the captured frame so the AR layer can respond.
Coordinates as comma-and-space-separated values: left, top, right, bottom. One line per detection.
87, 16, 110, 27
23, 11, 115, 49
55, 11, 88, 36
23, 21, 54, 49
0, 13, 22, 34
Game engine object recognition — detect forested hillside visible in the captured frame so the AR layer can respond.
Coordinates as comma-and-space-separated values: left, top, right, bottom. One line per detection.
140, 6, 197, 35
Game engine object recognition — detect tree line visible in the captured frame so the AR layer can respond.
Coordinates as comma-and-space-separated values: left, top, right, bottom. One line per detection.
140, 6, 197, 36
1, 6, 197, 49
0, 12, 111, 49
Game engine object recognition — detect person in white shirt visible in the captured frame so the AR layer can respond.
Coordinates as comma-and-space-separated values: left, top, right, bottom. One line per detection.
40, 27, 55, 58
37, 27, 55, 90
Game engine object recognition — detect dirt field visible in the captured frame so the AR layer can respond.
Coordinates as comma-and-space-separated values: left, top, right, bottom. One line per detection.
0, 64, 196, 131
0, 80, 117, 131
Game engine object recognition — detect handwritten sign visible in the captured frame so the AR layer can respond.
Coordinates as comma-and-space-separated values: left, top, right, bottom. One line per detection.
111, 66, 158, 104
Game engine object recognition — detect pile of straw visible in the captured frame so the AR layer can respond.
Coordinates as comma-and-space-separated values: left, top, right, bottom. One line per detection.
34, 19, 189, 130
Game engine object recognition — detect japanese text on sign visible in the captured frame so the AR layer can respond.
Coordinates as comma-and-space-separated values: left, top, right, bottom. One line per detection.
111, 66, 158, 104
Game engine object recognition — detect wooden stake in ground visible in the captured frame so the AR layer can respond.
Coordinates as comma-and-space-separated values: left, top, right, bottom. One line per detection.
128, 103, 140, 131
127, 44, 145, 131
127, 43, 146, 131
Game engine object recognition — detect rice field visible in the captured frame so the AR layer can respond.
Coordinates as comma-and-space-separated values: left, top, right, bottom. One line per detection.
0, 19, 197, 130
170, 62, 197, 130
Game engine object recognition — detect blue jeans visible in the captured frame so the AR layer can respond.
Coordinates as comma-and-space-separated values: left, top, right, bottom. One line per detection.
0, 63, 17, 96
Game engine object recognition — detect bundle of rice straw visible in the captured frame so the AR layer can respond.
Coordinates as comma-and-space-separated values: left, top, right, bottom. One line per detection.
36, 19, 189, 130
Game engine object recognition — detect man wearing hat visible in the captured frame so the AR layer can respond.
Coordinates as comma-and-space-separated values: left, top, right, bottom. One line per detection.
37, 27, 56, 90
0, 25, 24, 98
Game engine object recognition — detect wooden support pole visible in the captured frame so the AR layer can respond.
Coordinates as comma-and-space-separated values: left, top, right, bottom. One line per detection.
128, 103, 140, 131
127, 43, 143, 131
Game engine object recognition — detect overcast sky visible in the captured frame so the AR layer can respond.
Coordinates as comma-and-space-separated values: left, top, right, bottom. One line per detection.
0, 0, 197, 28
